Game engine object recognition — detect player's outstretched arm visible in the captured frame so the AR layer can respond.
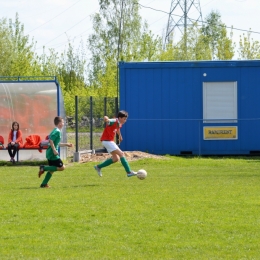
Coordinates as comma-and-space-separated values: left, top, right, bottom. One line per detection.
60, 143, 73, 148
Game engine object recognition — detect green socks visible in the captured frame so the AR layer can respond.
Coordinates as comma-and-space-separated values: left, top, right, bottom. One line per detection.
98, 158, 113, 169
97, 157, 131, 173
42, 172, 52, 185
120, 157, 131, 173
44, 166, 57, 172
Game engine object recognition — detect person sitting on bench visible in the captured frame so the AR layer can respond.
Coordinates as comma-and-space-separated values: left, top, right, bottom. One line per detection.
7, 121, 23, 163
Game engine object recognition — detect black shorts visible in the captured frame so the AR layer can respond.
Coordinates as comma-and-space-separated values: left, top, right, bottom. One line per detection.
48, 158, 63, 168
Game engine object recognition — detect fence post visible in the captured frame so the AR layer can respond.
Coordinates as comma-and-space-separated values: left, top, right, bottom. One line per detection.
115, 96, 119, 116
75, 96, 79, 152
104, 97, 107, 116
73, 96, 80, 162
115, 97, 119, 144
90, 96, 94, 153
103, 97, 107, 128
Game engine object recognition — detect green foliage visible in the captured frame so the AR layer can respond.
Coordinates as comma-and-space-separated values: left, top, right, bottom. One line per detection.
174, 25, 212, 61
216, 27, 236, 60
36, 41, 89, 116
160, 26, 211, 61
201, 11, 224, 59
57, 42, 87, 91
160, 12, 235, 61
0, 14, 39, 76
238, 31, 260, 60
1, 6, 260, 121
1, 156, 260, 259
96, 58, 118, 97
87, 0, 161, 96
201, 11, 235, 60
36, 48, 60, 76
0, 15, 89, 118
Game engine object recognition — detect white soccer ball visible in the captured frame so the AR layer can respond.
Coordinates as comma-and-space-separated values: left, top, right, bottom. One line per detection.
137, 169, 147, 180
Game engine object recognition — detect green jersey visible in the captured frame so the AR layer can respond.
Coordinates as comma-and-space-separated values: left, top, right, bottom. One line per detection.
46, 127, 61, 160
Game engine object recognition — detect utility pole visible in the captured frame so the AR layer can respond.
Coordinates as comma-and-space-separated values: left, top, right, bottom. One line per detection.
164, 0, 203, 50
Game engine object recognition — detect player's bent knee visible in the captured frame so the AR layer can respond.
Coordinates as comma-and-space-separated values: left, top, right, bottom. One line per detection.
116, 151, 124, 157
58, 165, 65, 171
113, 157, 119, 163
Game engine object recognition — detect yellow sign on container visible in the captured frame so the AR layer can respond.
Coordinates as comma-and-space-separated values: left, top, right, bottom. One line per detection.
204, 126, 237, 140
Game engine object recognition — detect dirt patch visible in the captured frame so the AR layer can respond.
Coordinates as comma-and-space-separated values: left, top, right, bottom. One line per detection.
79, 151, 165, 163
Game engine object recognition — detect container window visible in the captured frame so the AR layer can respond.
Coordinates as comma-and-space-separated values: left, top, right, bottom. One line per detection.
203, 82, 237, 123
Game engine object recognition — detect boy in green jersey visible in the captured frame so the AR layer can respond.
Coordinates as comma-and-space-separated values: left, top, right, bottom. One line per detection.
38, 116, 73, 188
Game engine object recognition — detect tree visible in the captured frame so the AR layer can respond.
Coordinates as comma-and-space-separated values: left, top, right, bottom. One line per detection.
237, 31, 260, 60
0, 14, 39, 76
87, 0, 161, 96
0, 14, 91, 117
201, 11, 234, 60
159, 24, 211, 61
56, 42, 89, 115
174, 24, 212, 61
0, 18, 13, 75
216, 27, 235, 60
36, 40, 89, 115
57, 42, 87, 92
36, 48, 60, 77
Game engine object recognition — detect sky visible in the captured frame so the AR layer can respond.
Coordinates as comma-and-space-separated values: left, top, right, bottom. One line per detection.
0, 0, 259, 58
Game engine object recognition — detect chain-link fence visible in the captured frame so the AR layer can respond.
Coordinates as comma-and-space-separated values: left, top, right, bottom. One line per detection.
66, 96, 118, 156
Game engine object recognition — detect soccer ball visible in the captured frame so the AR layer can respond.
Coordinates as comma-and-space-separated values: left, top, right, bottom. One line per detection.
137, 169, 147, 180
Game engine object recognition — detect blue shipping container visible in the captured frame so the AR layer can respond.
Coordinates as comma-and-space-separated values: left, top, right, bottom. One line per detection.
119, 60, 260, 155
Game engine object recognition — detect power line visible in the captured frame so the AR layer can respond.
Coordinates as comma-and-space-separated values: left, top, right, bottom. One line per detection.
26, 0, 83, 34
33, 0, 260, 53
33, 4, 99, 51
137, 2, 260, 35
138, 3, 168, 14
42, 15, 91, 46
35, 24, 94, 51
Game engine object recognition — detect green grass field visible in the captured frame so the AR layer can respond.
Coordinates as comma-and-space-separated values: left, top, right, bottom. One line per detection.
1, 156, 260, 259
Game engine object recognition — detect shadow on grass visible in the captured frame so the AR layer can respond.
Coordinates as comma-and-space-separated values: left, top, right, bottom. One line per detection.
18, 184, 100, 190
169, 155, 260, 161
0, 160, 48, 167
68, 184, 100, 188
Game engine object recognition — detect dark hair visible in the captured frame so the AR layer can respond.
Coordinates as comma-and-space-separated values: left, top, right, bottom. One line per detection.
12, 121, 19, 131
54, 116, 63, 126
117, 110, 128, 118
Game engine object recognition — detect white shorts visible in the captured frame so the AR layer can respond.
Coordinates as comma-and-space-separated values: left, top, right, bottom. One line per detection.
102, 141, 120, 153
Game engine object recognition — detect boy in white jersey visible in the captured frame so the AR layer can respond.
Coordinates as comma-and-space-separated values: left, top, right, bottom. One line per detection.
94, 110, 137, 177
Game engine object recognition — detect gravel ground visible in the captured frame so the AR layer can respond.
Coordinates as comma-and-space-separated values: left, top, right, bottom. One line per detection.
66, 133, 166, 163
78, 151, 166, 163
